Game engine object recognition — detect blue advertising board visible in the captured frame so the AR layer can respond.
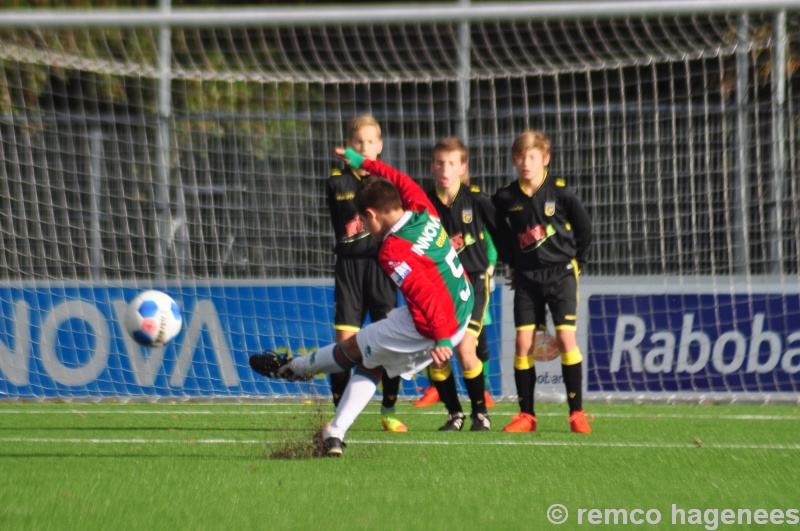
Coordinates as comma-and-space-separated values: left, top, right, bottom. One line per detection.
587, 293, 800, 393
0, 282, 502, 399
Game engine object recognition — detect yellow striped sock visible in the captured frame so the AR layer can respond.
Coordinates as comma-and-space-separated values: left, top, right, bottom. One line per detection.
561, 347, 583, 366
514, 354, 535, 370
429, 363, 452, 382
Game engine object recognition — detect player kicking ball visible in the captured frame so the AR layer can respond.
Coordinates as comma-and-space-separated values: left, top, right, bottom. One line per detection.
250, 146, 475, 456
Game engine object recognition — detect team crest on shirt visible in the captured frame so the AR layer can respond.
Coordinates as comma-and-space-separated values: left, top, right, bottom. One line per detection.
544, 201, 556, 216
389, 261, 412, 287
462, 208, 473, 224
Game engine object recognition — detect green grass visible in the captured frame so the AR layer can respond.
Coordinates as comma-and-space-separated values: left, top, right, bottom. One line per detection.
0, 400, 798, 530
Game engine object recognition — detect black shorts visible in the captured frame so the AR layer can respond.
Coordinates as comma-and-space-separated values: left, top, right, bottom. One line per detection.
513, 261, 579, 331
334, 256, 397, 331
467, 270, 490, 335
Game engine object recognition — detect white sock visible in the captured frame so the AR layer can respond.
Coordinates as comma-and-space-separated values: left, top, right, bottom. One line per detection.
323, 373, 377, 441
291, 343, 351, 377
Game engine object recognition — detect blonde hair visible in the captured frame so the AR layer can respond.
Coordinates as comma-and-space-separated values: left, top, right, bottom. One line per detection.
511, 130, 551, 159
432, 137, 468, 163
348, 114, 382, 140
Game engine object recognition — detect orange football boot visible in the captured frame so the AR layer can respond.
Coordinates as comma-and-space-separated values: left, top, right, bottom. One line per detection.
569, 410, 594, 434
412, 386, 440, 407
503, 412, 537, 432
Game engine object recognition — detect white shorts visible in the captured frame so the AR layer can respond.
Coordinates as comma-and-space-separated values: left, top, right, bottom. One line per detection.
355, 306, 469, 380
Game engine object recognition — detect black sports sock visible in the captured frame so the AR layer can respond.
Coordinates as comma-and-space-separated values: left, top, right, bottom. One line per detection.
381, 371, 401, 409
514, 366, 536, 416
434, 374, 463, 415
562, 362, 583, 413
463, 369, 487, 415
329, 371, 351, 409
476, 328, 490, 363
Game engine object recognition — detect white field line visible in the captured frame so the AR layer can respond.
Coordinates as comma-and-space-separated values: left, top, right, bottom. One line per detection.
0, 436, 798, 451
0, 408, 797, 421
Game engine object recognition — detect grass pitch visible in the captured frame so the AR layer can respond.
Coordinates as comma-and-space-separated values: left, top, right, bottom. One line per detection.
0, 400, 798, 530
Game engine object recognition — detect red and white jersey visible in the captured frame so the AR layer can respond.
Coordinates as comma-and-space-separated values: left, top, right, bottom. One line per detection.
361, 159, 474, 346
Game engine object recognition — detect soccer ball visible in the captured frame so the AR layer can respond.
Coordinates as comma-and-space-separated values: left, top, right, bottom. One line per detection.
124, 290, 182, 347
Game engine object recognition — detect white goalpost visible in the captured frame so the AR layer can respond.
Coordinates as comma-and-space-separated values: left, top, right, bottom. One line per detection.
0, 1, 798, 402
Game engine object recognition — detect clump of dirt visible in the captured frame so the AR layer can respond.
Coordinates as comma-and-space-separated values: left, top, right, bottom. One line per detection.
268, 403, 329, 460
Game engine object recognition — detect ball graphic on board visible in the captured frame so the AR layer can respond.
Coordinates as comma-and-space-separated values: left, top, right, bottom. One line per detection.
124, 290, 182, 347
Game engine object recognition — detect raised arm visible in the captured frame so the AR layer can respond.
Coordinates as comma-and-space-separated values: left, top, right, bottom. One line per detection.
335, 146, 436, 216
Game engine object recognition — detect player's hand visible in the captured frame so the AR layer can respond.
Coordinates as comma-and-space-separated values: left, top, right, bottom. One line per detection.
333, 146, 365, 169
430, 345, 453, 365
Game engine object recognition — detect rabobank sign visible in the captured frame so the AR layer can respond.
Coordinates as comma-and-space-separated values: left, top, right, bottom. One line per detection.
587, 289, 800, 393
0, 282, 336, 398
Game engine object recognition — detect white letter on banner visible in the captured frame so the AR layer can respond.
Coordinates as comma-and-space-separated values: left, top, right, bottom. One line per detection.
40, 300, 110, 386
114, 300, 165, 387
610, 315, 645, 372
712, 330, 747, 374
711, 330, 747, 374
746, 313, 782, 373
781, 331, 800, 374
0, 300, 31, 386
676, 313, 710, 373
170, 299, 239, 388
644, 331, 675, 373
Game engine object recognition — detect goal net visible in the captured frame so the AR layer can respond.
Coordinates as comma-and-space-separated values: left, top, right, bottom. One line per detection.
0, 4, 798, 402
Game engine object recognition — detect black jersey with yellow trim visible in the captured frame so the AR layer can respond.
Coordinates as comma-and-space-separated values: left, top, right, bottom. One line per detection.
326, 165, 380, 258
491, 172, 592, 271
426, 183, 499, 275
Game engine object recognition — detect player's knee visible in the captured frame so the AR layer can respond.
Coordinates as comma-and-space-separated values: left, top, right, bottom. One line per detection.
462, 360, 483, 380
455, 347, 478, 365
514, 330, 534, 355
341, 336, 363, 362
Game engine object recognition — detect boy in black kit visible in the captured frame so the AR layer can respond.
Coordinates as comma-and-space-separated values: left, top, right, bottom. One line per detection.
492, 130, 594, 434
325, 114, 406, 432
424, 137, 502, 431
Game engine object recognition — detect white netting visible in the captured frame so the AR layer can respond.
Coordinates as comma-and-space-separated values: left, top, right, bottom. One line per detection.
0, 7, 798, 401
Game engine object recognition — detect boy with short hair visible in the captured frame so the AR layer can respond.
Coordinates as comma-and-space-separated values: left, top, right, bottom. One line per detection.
491, 130, 594, 433
325, 114, 405, 432
251, 146, 474, 456
423, 137, 502, 431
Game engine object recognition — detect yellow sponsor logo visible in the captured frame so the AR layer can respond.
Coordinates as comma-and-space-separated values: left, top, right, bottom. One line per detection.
436, 230, 447, 247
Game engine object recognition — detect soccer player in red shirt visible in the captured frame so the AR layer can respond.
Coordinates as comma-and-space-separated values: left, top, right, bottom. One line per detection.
326, 115, 405, 433
250, 146, 474, 456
